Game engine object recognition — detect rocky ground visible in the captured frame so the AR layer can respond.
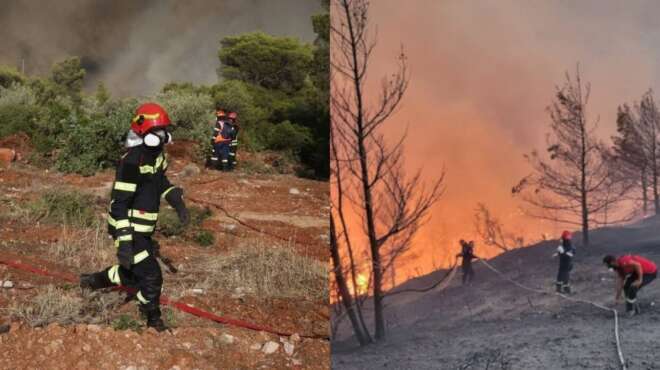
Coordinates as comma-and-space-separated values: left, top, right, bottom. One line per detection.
0, 137, 330, 369
332, 218, 660, 369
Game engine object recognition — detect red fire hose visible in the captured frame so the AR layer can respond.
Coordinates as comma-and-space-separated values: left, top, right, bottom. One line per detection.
0, 257, 328, 340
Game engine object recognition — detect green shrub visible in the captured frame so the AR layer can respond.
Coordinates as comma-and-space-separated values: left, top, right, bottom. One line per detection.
29, 189, 98, 226
194, 230, 215, 246
55, 98, 136, 175
0, 65, 25, 88
259, 120, 313, 153
0, 84, 40, 139
111, 314, 143, 332
157, 205, 212, 237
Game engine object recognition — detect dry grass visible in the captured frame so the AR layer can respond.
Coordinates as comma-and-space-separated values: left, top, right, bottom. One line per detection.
49, 221, 115, 272
197, 242, 328, 301
7, 285, 124, 327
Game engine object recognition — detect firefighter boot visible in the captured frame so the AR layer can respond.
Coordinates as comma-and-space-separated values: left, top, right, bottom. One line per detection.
562, 285, 572, 294
144, 306, 168, 332
555, 283, 562, 293
80, 272, 112, 290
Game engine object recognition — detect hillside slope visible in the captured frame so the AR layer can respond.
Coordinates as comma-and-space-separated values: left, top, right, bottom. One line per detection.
0, 142, 330, 370
333, 219, 660, 369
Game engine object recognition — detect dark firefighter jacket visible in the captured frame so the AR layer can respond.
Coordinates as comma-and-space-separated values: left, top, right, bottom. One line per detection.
212, 119, 234, 143
107, 145, 175, 263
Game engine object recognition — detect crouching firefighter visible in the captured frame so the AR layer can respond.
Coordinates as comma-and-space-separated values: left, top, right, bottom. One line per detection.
80, 102, 190, 331
604, 254, 657, 316
554, 230, 574, 294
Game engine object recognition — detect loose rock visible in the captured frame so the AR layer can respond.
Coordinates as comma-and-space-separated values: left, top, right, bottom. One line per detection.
289, 188, 301, 195
284, 342, 295, 356
261, 341, 280, 354
219, 333, 235, 345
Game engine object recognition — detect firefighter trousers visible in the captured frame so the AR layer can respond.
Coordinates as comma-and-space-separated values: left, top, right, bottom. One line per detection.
90, 235, 163, 312
623, 271, 657, 311
556, 256, 573, 291
213, 142, 230, 170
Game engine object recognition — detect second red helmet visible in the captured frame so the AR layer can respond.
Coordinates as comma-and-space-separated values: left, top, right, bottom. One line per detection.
561, 230, 572, 240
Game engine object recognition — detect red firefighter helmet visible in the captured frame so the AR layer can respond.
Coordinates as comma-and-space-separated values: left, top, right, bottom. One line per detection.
561, 230, 572, 240
228, 111, 237, 120
131, 103, 171, 136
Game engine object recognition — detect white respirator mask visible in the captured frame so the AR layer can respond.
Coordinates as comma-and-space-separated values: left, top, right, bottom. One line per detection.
144, 130, 172, 147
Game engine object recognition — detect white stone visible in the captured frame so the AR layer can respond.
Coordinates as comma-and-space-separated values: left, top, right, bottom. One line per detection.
261, 341, 280, 354
290, 333, 301, 343
250, 343, 262, 351
2, 280, 13, 288
219, 333, 235, 344
283, 342, 295, 356
289, 188, 301, 195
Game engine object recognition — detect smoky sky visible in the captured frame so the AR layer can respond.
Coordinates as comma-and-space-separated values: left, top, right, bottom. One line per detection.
0, 0, 322, 96
357, 0, 660, 280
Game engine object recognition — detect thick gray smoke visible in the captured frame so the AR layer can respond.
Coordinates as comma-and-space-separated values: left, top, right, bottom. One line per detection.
0, 0, 321, 96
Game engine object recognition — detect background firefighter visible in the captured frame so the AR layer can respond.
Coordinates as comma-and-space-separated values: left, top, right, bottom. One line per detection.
210, 107, 232, 171
227, 111, 239, 169
554, 230, 575, 294
604, 254, 658, 316
80, 103, 190, 331
457, 240, 477, 284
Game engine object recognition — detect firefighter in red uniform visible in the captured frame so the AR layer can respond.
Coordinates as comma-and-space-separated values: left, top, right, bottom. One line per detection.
603, 254, 657, 316
80, 103, 189, 331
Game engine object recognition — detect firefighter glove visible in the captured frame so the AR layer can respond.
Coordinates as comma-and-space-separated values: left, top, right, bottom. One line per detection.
165, 187, 190, 226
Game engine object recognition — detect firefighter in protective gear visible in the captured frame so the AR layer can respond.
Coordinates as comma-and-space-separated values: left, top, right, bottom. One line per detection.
604, 254, 657, 316
211, 107, 233, 171
554, 230, 574, 294
457, 240, 477, 284
80, 102, 190, 332
227, 111, 239, 169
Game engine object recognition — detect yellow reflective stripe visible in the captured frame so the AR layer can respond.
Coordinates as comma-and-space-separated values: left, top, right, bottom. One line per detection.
117, 234, 132, 242
133, 250, 149, 264
130, 209, 158, 221
107, 265, 121, 285
107, 215, 116, 226
138, 154, 166, 174
114, 181, 137, 192
161, 186, 175, 199
115, 219, 131, 229
136, 290, 149, 304
132, 113, 160, 122
132, 223, 155, 233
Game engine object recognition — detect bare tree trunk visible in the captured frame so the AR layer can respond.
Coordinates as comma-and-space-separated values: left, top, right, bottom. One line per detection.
578, 72, 590, 246
653, 138, 659, 215
330, 215, 369, 345
642, 169, 648, 214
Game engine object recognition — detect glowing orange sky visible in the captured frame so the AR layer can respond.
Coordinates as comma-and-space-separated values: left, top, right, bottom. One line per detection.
338, 1, 660, 285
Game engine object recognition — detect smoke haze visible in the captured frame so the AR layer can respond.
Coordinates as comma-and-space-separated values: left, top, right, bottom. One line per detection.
358, 0, 660, 282
0, 0, 322, 95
